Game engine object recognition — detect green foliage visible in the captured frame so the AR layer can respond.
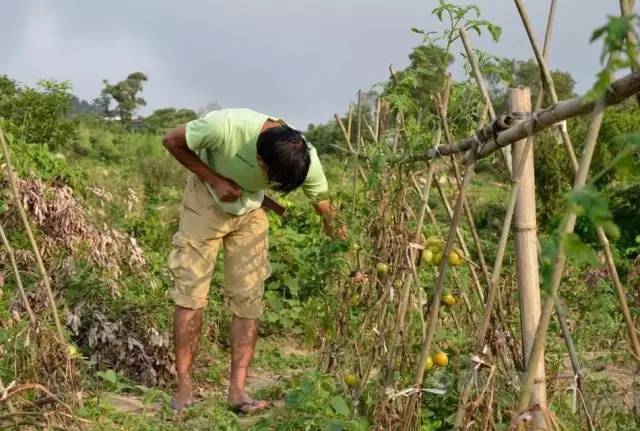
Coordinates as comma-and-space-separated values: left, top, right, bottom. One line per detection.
481, 58, 576, 112
589, 104, 640, 184
0, 75, 75, 149
143, 107, 198, 134
305, 121, 342, 154
533, 130, 573, 226
431, 0, 500, 45
588, 14, 639, 100
250, 372, 368, 431
607, 183, 640, 252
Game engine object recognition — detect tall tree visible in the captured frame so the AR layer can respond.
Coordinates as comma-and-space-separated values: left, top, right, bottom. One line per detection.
101, 72, 148, 126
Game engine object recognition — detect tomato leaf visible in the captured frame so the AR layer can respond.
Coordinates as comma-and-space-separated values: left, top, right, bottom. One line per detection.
329, 395, 350, 417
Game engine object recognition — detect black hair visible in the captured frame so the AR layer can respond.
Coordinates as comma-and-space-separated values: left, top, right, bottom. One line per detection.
256, 125, 311, 193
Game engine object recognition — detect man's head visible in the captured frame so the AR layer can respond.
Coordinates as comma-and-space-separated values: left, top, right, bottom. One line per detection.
256, 125, 310, 193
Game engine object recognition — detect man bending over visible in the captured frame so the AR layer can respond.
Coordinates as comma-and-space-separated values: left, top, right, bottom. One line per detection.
163, 108, 342, 414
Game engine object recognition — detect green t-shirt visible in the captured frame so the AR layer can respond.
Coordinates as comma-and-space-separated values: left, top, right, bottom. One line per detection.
185, 108, 329, 215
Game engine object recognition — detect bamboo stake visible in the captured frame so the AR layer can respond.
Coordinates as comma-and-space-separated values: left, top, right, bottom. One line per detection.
516, 0, 640, 362
533, 2, 593, 416
0, 127, 66, 344
381, 124, 442, 387
459, 27, 512, 177
353, 90, 362, 206
435, 91, 493, 295
541, 0, 557, 59
454, 5, 591, 425
454, 117, 538, 430
374, 97, 382, 140
334, 114, 367, 182
434, 179, 485, 304
347, 104, 353, 140
620, 0, 638, 68
424, 70, 640, 161
514, 98, 606, 424
382, 163, 435, 386
513, 0, 579, 171
509, 87, 547, 429
401, 147, 479, 430
0, 224, 36, 324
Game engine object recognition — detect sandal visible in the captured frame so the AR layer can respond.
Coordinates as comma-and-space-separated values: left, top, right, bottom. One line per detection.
230, 399, 271, 416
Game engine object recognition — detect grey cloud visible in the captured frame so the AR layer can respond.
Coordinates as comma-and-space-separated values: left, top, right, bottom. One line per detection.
0, 0, 619, 127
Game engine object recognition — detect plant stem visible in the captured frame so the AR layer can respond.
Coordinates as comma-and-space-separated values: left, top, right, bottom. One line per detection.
0, 127, 66, 345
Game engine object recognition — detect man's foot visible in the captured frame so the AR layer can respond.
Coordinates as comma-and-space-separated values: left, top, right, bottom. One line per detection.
229, 398, 271, 416
170, 397, 194, 412
171, 376, 194, 412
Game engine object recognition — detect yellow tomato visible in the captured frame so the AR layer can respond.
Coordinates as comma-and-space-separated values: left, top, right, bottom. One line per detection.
426, 236, 444, 253
425, 356, 434, 371
448, 251, 463, 266
376, 262, 390, 275
344, 373, 359, 387
421, 249, 434, 265
442, 294, 457, 306
434, 351, 449, 367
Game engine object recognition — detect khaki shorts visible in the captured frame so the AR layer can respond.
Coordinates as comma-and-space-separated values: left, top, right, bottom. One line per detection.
167, 175, 270, 319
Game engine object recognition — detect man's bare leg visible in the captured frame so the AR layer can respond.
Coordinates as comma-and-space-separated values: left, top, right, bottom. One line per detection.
228, 316, 268, 412
172, 305, 203, 410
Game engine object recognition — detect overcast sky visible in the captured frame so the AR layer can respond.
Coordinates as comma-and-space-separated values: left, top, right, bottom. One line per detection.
1, 1, 620, 127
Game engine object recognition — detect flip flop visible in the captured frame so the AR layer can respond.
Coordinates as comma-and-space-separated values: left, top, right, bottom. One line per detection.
230, 399, 271, 416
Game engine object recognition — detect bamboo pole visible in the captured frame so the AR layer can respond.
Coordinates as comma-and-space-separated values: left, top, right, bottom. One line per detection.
0, 127, 66, 344
513, 0, 579, 171
434, 179, 485, 304
353, 90, 362, 206
0, 224, 36, 324
514, 98, 607, 425
509, 87, 547, 429
620, 0, 638, 68
422, 70, 640, 161
454, 112, 538, 430
435, 91, 492, 301
382, 163, 436, 386
334, 114, 367, 182
459, 27, 512, 177
435, 91, 493, 292
460, 18, 587, 413
401, 148, 479, 430
532, 2, 593, 416
515, 0, 640, 362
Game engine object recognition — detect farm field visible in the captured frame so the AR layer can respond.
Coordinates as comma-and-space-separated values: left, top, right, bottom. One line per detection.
1, 1, 640, 430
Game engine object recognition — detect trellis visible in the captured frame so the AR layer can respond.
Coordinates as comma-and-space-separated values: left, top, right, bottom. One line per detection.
326, 1, 640, 429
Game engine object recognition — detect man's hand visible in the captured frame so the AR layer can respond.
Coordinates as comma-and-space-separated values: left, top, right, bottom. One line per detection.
209, 176, 241, 202
314, 200, 347, 240
332, 224, 348, 241
163, 126, 243, 202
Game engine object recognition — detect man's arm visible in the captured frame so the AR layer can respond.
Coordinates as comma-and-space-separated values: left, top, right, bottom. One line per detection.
313, 199, 346, 240
163, 125, 241, 202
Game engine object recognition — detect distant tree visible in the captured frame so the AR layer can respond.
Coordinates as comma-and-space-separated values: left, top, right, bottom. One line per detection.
482, 58, 576, 111
305, 121, 341, 154
92, 93, 112, 117
101, 72, 148, 126
143, 107, 198, 134
383, 44, 454, 117
69, 95, 106, 117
